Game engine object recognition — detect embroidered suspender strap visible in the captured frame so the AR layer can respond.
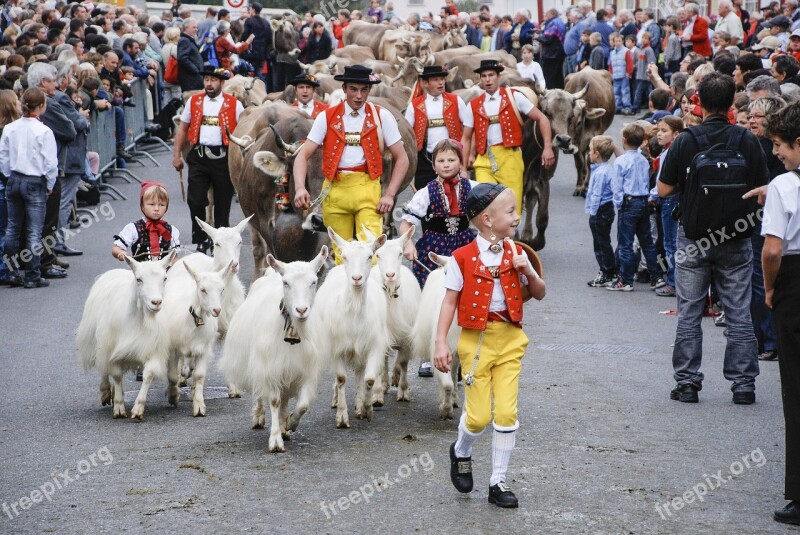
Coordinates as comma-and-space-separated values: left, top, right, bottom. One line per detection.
505, 88, 525, 128
463, 330, 484, 386
368, 103, 384, 153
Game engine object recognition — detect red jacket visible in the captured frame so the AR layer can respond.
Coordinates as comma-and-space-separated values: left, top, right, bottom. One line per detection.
215, 36, 251, 73
689, 16, 712, 57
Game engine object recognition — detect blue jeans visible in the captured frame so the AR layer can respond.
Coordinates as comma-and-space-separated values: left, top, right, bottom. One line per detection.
750, 223, 778, 353
589, 201, 616, 276
4, 172, 48, 282
113, 105, 126, 145
660, 195, 679, 287
617, 197, 660, 285
58, 173, 82, 245
0, 183, 7, 278
673, 226, 759, 392
632, 79, 652, 112
613, 78, 632, 111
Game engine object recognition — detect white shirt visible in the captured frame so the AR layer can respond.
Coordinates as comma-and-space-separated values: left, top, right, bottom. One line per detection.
716, 11, 744, 41
516, 61, 546, 89
180, 94, 245, 146
481, 89, 534, 147
114, 221, 181, 252
295, 101, 317, 116
443, 235, 532, 312
403, 93, 473, 153
307, 101, 402, 169
401, 178, 479, 225
762, 171, 800, 256
0, 117, 58, 190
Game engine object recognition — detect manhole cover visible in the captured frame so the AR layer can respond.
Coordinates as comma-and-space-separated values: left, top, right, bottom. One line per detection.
538, 343, 652, 355
124, 386, 233, 402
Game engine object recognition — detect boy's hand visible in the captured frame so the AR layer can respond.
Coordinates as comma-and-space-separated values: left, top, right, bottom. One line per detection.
506, 238, 534, 277
433, 340, 452, 373
403, 240, 417, 261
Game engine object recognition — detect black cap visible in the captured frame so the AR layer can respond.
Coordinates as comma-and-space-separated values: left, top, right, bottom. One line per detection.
250, 2, 263, 13
765, 15, 791, 28
466, 183, 507, 220
473, 59, 505, 74
333, 64, 381, 84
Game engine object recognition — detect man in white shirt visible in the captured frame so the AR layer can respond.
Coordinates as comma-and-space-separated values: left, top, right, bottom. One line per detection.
172, 67, 244, 254
288, 73, 327, 119
404, 65, 473, 190
716, 0, 744, 46
293, 65, 409, 262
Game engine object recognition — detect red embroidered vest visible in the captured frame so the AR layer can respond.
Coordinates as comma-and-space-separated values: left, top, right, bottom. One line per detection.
470, 87, 524, 155
412, 92, 463, 152
187, 92, 239, 146
452, 239, 524, 330
321, 102, 384, 181
292, 99, 327, 119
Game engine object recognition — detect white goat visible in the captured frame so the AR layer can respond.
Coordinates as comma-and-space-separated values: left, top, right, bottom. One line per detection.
219, 247, 329, 452
315, 228, 389, 428
161, 260, 234, 417
77, 251, 177, 420
169, 216, 251, 397
365, 225, 422, 404
413, 253, 462, 419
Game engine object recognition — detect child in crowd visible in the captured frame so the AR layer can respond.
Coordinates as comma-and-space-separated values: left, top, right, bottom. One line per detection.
516, 44, 546, 88
0, 87, 58, 289
648, 88, 672, 124
609, 33, 634, 115
608, 123, 662, 291
650, 115, 684, 297
789, 29, 800, 63
588, 32, 606, 71
120, 66, 136, 86
434, 182, 546, 509
632, 32, 656, 114
585, 135, 617, 287
480, 23, 493, 52
400, 138, 477, 289
663, 17, 682, 76
577, 29, 591, 69
112, 181, 180, 262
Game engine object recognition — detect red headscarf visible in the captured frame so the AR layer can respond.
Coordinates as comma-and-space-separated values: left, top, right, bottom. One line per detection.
140, 181, 171, 258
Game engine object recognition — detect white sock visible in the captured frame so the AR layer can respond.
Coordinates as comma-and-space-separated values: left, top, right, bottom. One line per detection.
490, 429, 516, 486
454, 413, 483, 458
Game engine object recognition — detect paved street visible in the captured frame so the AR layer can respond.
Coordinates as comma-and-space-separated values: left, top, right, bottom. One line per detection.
0, 116, 794, 534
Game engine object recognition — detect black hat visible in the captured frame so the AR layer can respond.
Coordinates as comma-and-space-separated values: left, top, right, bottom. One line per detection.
473, 59, 505, 74
289, 73, 320, 87
333, 65, 381, 84
765, 15, 791, 28
419, 65, 449, 80
250, 2, 263, 13
201, 65, 231, 80
466, 183, 507, 220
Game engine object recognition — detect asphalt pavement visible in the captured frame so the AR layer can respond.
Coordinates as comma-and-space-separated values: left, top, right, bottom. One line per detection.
0, 116, 794, 534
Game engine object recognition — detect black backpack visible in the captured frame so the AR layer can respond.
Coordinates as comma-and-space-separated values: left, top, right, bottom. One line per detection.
680, 126, 758, 240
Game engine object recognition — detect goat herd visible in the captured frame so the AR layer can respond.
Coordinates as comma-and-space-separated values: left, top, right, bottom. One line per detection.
77, 218, 462, 452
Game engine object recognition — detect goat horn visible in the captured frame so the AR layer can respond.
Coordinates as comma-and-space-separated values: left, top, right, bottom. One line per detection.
571, 84, 588, 100
245, 77, 255, 91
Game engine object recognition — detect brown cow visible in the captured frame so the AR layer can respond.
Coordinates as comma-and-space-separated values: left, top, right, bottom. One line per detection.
564, 68, 615, 195
343, 20, 393, 58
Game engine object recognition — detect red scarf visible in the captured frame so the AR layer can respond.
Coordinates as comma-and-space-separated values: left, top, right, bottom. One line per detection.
145, 218, 171, 258
441, 176, 461, 216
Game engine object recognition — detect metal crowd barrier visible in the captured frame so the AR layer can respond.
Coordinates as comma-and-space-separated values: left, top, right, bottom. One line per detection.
123, 78, 160, 167
85, 107, 127, 200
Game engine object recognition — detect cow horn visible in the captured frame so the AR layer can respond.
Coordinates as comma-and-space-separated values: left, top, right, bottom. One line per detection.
571, 84, 589, 100
269, 124, 291, 154
227, 128, 254, 150
403, 36, 414, 45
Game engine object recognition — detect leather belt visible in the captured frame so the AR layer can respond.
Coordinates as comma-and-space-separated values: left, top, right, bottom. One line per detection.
624, 195, 648, 201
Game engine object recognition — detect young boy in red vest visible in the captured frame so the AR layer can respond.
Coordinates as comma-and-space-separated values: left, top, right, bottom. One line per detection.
434, 183, 546, 508
288, 73, 327, 119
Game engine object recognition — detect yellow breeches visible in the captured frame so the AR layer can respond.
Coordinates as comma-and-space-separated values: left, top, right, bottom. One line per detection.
473, 146, 524, 215
457, 321, 528, 433
322, 171, 383, 264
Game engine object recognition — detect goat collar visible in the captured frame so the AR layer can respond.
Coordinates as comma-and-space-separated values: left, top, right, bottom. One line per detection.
189, 306, 205, 327
279, 299, 301, 345
383, 282, 400, 299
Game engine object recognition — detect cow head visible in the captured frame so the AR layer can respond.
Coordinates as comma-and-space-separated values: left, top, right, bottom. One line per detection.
443, 28, 467, 49
538, 85, 606, 155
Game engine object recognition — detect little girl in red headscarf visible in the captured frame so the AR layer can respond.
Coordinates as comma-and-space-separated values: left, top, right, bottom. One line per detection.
112, 181, 181, 261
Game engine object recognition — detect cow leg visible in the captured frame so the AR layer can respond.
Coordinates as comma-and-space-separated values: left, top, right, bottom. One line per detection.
520, 169, 540, 246
532, 176, 551, 251
250, 221, 269, 279
573, 152, 585, 196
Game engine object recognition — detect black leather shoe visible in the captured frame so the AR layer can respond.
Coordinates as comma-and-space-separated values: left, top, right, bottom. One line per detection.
449, 442, 473, 493
23, 278, 50, 288
732, 391, 755, 405
42, 267, 68, 279
5, 273, 24, 287
54, 245, 83, 256
775, 501, 800, 525
488, 482, 519, 508
670, 384, 699, 403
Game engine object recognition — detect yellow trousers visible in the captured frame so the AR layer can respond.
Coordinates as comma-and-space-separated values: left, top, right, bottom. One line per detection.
322, 171, 383, 264
457, 321, 528, 433
473, 146, 524, 215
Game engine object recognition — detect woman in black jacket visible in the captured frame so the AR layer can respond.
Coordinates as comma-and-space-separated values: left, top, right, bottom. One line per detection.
305, 22, 332, 64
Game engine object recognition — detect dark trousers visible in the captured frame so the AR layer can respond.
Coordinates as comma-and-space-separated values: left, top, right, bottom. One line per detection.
773, 255, 800, 501
632, 79, 652, 113
40, 176, 60, 269
273, 61, 301, 94
541, 57, 565, 89
186, 147, 235, 244
4, 172, 48, 282
750, 225, 778, 353
414, 150, 437, 191
589, 201, 616, 277
617, 197, 661, 285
